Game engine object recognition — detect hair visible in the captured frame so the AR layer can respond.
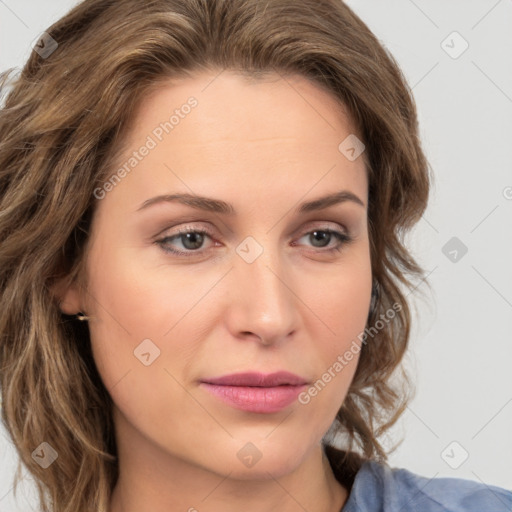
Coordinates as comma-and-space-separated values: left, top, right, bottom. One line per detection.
0, 0, 432, 510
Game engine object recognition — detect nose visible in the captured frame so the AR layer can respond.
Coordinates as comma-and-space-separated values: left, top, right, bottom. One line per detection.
225, 242, 299, 347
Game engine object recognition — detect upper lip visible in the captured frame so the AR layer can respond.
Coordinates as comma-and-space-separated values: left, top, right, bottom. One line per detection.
201, 371, 308, 387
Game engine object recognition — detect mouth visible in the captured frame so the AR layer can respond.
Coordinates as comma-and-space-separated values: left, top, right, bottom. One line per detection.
200, 371, 309, 413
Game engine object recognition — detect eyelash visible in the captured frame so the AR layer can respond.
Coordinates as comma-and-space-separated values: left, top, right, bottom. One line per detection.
154, 225, 354, 257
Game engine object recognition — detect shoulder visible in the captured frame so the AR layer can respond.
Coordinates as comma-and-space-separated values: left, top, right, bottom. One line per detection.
342, 459, 512, 512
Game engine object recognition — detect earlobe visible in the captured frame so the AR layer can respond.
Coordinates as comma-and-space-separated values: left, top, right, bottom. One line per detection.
49, 276, 83, 315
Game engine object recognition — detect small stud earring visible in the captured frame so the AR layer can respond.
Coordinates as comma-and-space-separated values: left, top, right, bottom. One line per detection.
76, 312, 90, 321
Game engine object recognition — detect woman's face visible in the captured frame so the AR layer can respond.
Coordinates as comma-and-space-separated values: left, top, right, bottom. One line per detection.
60, 70, 371, 478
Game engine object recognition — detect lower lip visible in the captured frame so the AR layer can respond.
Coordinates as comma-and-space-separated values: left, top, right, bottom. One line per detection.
200, 383, 307, 413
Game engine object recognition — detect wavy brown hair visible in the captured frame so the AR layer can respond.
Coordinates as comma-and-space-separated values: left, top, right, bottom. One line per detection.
0, 0, 432, 510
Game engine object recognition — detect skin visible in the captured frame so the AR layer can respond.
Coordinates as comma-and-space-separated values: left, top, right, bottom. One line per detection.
56, 70, 372, 512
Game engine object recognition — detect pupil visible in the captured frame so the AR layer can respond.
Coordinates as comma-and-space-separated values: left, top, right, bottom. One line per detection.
311, 230, 330, 247
182, 232, 204, 250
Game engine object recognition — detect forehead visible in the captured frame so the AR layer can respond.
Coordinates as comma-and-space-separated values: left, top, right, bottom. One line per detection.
99, 70, 368, 215
126, 70, 360, 146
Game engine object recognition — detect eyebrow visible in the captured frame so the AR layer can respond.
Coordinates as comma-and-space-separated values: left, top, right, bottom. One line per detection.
136, 190, 366, 214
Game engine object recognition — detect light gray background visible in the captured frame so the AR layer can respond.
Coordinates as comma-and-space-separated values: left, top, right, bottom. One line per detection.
1, 0, 511, 509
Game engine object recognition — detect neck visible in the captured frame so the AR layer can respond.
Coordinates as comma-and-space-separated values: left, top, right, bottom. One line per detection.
109, 416, 348, 512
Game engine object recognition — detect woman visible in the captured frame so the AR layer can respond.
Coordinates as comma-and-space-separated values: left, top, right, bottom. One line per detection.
0, 0, 510, 511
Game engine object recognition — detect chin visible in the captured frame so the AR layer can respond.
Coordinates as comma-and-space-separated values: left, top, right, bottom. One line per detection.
201, 435, 312, 481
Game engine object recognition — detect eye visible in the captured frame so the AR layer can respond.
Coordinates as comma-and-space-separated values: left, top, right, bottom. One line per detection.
154, 225, 354, 257
155, 227, 216, 255
293, 228, 353, 254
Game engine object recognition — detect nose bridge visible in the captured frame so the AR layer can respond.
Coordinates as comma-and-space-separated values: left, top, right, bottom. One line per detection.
231, 235, 297, 343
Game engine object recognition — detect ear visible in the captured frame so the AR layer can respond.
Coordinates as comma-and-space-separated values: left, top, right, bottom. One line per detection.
49, 275, 84, 315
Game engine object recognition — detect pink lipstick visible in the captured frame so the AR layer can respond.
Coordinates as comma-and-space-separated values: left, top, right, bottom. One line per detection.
200, 371, 308, 413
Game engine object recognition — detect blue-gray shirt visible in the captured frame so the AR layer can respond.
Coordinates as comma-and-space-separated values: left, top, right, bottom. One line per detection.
341, 459, 512, 511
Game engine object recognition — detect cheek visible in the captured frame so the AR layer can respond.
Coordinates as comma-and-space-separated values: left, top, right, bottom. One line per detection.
295, 255, 371, 407
83, 238, 227, 415
86, 238, 222, 334
295, 279, 368, 432
81, 244, 234, 457
303, 254, 372, 353
82, 243, 193, 391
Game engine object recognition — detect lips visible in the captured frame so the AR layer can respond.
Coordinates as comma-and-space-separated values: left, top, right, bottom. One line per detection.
201, 371, 308, 387
200, 371, 309, 413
